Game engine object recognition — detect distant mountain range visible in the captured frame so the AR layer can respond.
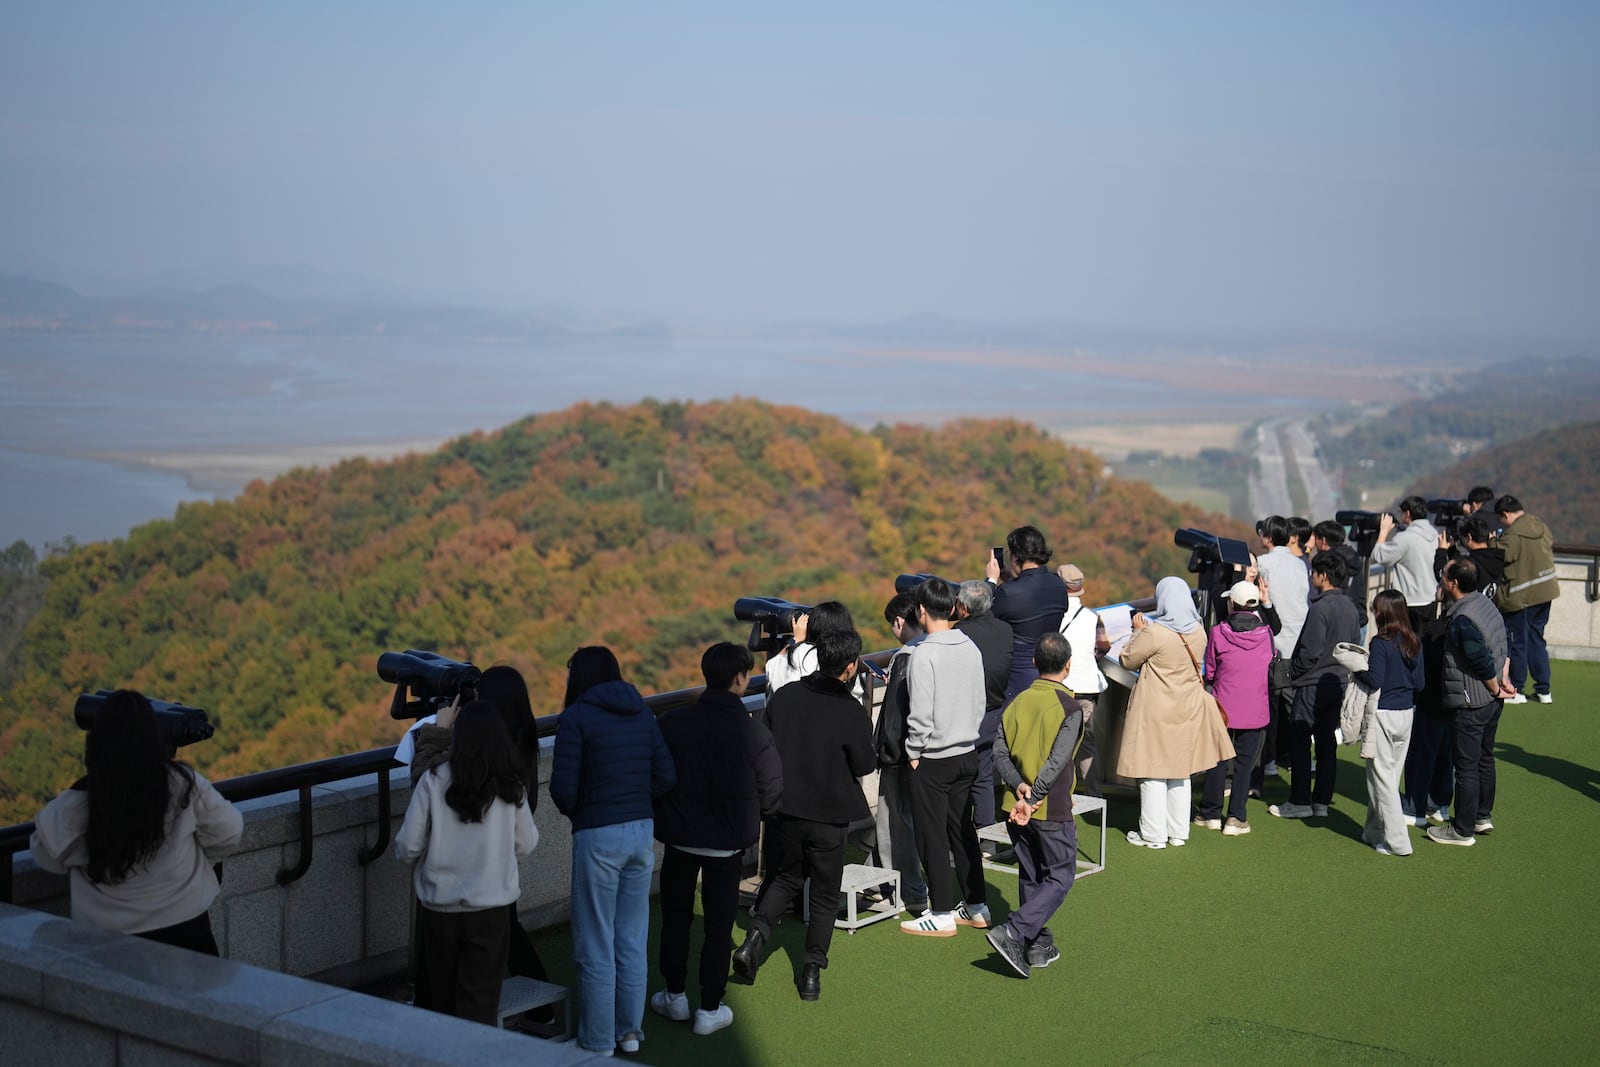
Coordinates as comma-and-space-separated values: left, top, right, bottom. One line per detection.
0, 273, 671, 342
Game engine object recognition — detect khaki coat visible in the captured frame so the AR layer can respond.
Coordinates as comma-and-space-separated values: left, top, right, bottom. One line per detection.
1115, 623, 1236, 779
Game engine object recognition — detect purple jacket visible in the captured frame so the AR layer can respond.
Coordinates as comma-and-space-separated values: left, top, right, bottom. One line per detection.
1204, 612, 1274, 730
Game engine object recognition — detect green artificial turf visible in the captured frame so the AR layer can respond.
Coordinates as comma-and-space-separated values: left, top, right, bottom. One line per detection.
533, 660, 1600, 1065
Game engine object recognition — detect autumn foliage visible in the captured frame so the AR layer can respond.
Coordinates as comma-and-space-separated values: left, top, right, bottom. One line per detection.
0, 399, 1241, 822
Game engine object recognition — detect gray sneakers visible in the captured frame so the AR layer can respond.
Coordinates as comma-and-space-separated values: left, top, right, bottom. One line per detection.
985, 923, 1031, 978
1474, 818, 1495, 835
1026, 940, 1061, 968
1427, 824, 1476, 846
1269, 802, 1313, 819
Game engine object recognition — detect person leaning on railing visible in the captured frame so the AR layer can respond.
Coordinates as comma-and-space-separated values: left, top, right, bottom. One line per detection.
29, 689, 243, 955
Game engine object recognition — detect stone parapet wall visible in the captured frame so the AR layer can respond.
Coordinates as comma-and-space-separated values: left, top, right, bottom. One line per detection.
0, 902, 606, 1066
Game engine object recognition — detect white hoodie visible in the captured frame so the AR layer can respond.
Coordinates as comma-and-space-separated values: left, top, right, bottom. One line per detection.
395, 762, 537, 911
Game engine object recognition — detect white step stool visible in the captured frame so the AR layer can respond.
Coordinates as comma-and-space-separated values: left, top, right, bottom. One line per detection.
977, 793, 1107, 878
802, 863, 902, 933
497, 976, 572, 1037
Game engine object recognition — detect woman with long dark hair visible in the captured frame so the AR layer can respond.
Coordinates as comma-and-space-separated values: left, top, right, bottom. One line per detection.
395, 700, 537, 1023
551, 646, 676, 1056
1357, 590, 1426, 856
406, 665, 551, 1015
30, 690, 243, 953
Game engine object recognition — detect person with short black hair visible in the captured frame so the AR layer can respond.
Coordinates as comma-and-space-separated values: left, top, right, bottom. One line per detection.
874, 591, 930, 915
985, 631, 1083, 976
735, 629, 875, 1002
1288, 516, 1313, 559
1313, 519, 1368, 628
1428, 558, 1511, 846
900, 578, 990, 937
1493, 494, 1559, 704
986, 525, 1070, 699
30, 689, 244, 954
1255, 515, 1309, 783
1374, 496, 1441, 632
1465, 486, 1496, 514
650, 643, 782, 1036
1270, 552, 1360, 820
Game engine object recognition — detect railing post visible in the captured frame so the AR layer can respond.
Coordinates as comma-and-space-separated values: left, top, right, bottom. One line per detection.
276, 785, 315, 886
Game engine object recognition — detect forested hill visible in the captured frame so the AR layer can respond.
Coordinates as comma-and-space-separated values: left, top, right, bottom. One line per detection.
1406, 418, 1600, 544
0, 398, 1241, 822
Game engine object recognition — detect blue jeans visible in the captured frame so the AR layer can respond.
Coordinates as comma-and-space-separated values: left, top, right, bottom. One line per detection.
1505, 601, 1552, 696
571, 819, 654, 1052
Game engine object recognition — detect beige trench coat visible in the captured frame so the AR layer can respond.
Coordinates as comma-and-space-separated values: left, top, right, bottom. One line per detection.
1115, 623, 1236, 779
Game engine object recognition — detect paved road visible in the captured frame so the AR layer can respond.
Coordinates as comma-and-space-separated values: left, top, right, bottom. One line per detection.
1248, 417, 1294, 519
1283, 418, 1341, 519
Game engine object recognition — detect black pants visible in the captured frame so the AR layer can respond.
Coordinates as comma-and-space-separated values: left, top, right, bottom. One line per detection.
416, 904, 511, 1025
137, 911, 219, 956
1253, 684, 1291, 789
1451, 700, 1503, 836
659, 846, 742, 1010
971, 737, 999, 828
909, 751, 986, 914
1199, 727, 1266, 822
1286, 677, 1343, 806
1403, 708, 1455, 815
750, 817, 846, 968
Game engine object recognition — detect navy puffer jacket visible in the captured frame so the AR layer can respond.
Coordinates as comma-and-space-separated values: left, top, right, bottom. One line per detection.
551, 680, 676, 832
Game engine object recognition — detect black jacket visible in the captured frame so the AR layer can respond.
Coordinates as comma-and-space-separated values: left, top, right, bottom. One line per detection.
1328, 543, 1369, 628
1289, 588, 1361, 687
992, 567, 1069, 698
875, 646, 915, 769
765, 673, 875, 825
654, 689, 783, 851
957, 609, 1014, 745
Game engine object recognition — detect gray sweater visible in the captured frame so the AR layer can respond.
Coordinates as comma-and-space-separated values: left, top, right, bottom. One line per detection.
905, 628, 986, 761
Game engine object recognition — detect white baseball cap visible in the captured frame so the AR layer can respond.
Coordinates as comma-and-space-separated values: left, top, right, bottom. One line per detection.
1228, 581, 1261, 608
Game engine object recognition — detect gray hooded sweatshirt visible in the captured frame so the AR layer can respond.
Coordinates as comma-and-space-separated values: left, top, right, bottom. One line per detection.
1372, 517, 1439, 608
905, 628, 986, 761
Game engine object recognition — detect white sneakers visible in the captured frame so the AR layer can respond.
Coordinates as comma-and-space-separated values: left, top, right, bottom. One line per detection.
651, 989, 733, 1036
1505, 693, 1528, 704
693, 1004, 734, 1035
1535, 693, 1554, 704
1126, 830, 1166, 849
900, 911, 958, 936
649, 989, 689, 1021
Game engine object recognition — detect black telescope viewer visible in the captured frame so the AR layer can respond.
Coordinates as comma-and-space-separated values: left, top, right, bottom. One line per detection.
1335, 509, 1385, 558
74, 689, 215, 748
733, 597, 813, 656
893, 573, 968, 595
1174, 528, 1253, 629
379, 649, 482, 720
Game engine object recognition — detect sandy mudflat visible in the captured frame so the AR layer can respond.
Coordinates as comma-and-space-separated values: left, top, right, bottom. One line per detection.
103, 439, 448, 495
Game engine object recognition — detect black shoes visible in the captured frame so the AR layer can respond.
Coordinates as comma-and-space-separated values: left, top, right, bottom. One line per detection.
732, 928, 766, 983
798, 963, 821, 1001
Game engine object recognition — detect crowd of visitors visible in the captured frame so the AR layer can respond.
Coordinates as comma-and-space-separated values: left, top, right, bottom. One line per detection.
26, 496, 1559, 1056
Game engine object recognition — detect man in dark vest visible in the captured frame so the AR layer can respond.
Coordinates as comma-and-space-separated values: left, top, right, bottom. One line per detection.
1428, 557, 1511, 846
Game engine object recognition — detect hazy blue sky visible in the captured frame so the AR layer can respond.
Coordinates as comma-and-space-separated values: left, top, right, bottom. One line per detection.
3, 2, 1596, 335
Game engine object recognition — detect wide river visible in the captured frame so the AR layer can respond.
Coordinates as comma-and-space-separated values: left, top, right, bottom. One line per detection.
0, 332, 1315, 550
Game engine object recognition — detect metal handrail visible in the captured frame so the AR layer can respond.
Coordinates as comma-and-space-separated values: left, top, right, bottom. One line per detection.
0, 659, 899, 903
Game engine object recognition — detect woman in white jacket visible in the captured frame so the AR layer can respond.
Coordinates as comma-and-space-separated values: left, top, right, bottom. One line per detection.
395, 699, 537, 1024
30, 690, 243, 954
